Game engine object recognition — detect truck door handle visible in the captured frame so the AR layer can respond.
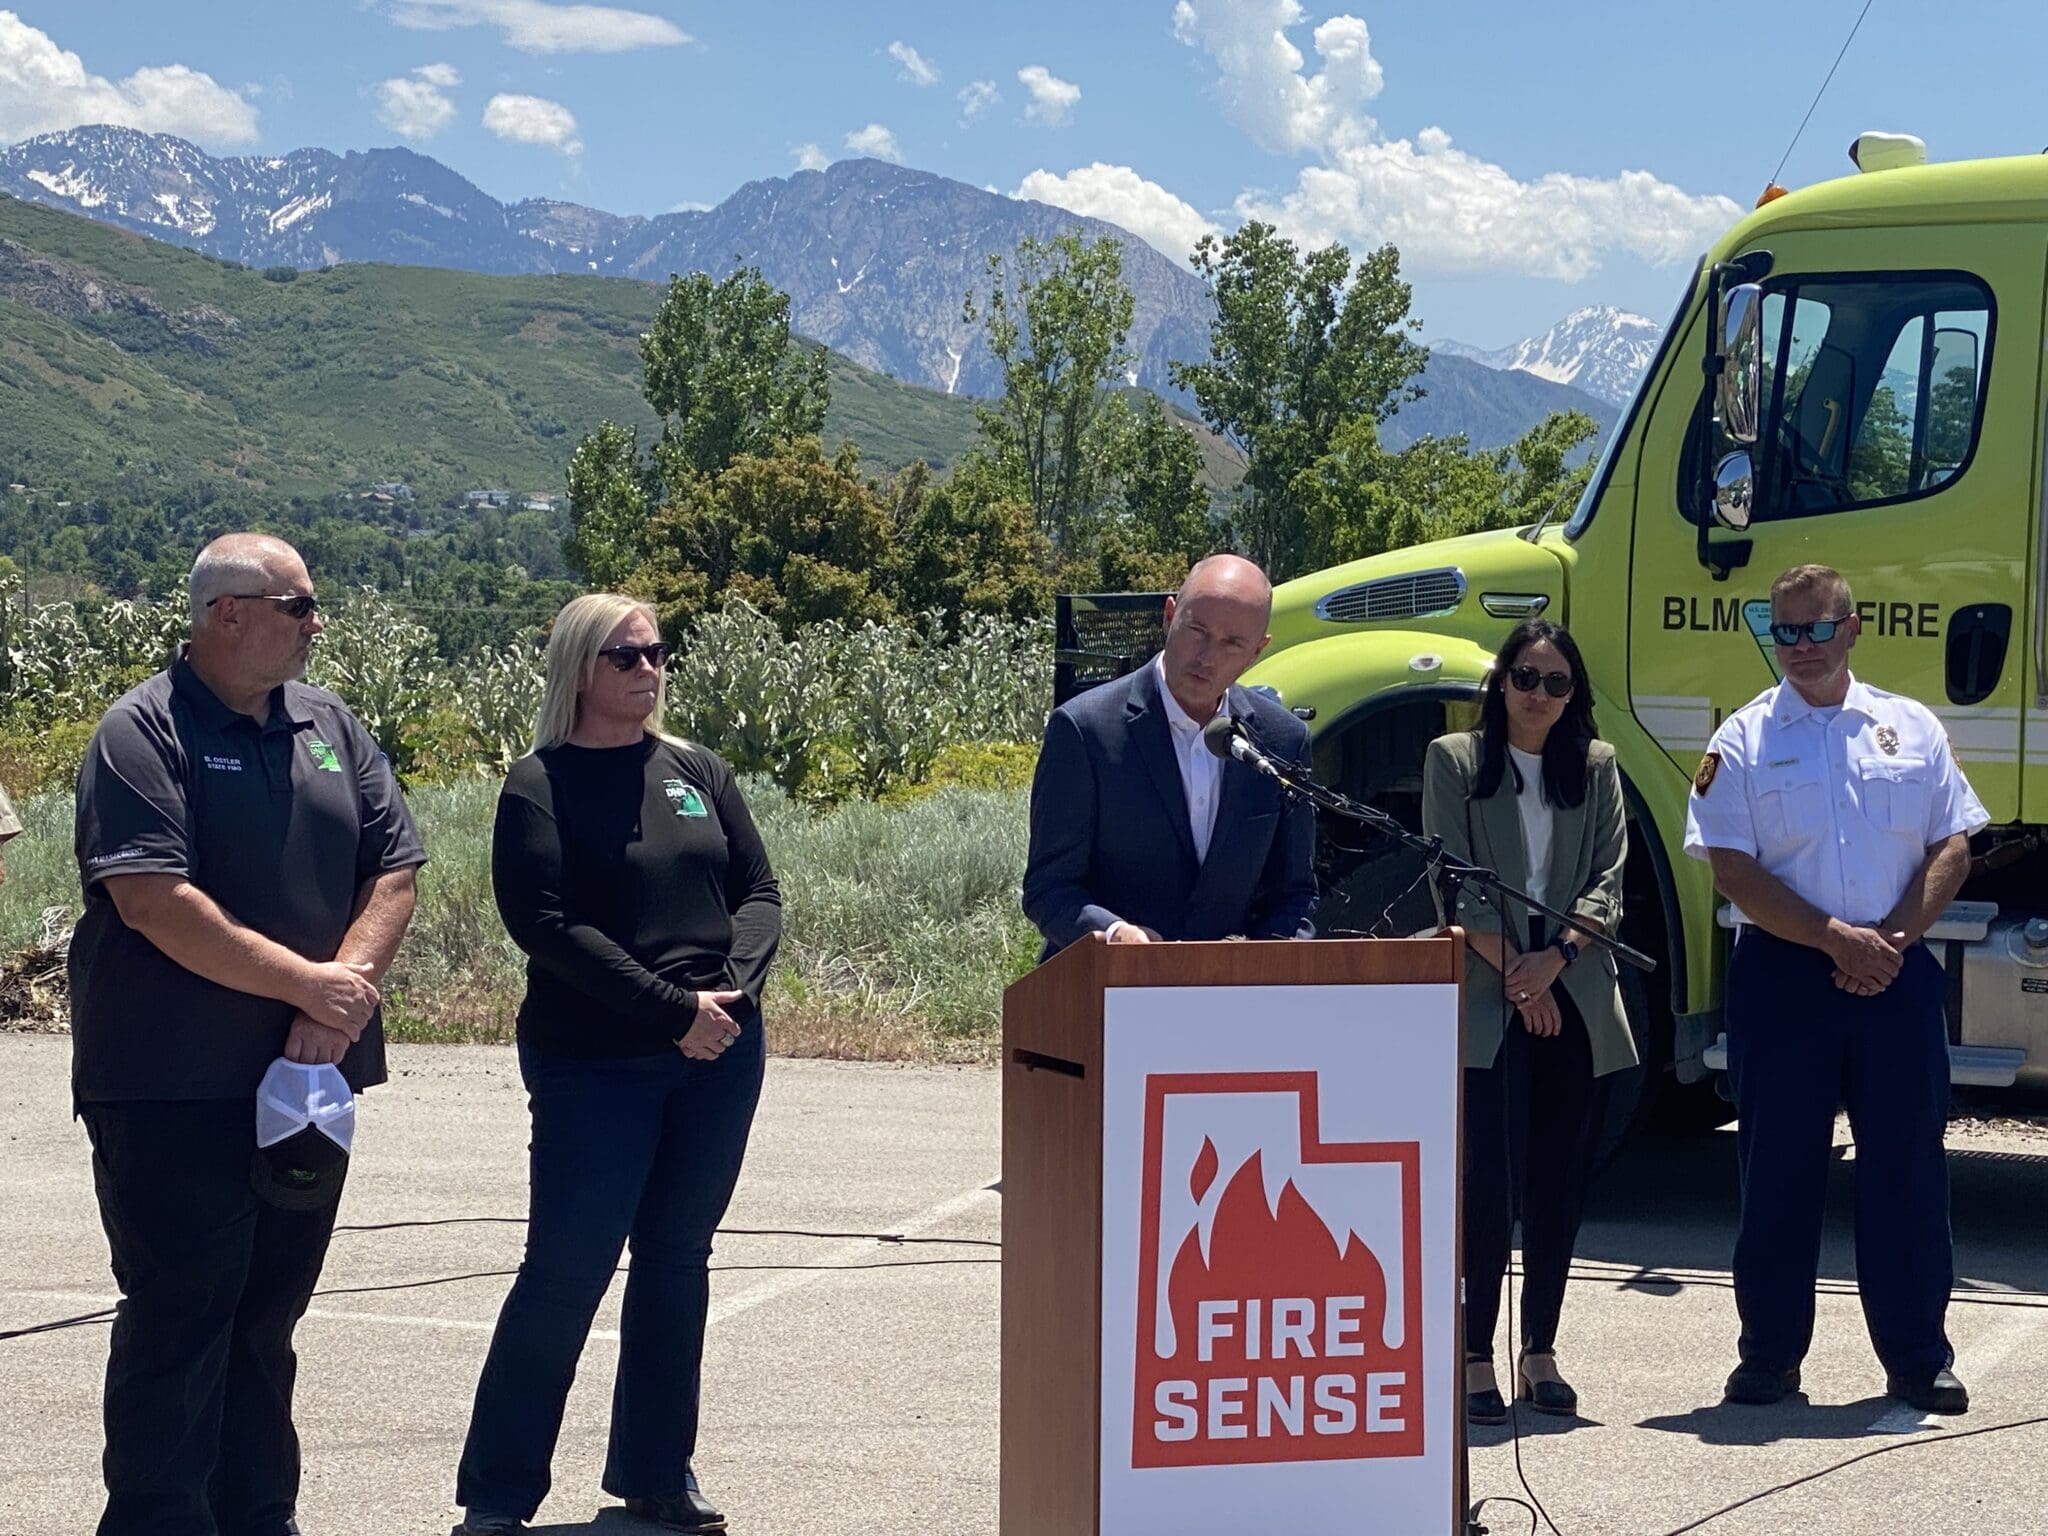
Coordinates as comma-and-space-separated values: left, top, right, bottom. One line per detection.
1946, 603, 2011, 706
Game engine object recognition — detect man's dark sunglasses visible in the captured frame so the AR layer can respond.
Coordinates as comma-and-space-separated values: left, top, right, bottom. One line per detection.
1508, 665, 1574, 699
598, 643, 672, 672
1769, 614, 1853, 647
205, 593, 320, 619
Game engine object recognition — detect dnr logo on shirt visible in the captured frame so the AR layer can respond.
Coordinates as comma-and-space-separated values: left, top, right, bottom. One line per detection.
305, 739, 343, 773
662, 779, 708, 818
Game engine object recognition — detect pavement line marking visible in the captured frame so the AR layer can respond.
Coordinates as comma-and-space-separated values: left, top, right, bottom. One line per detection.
1864, 1308, 2040, 1434
707, 1179, 999, 1331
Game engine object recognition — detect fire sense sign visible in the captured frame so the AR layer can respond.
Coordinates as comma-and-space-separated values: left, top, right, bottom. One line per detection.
1099, 984, 1460, 1535
1131, 1072, 1424, 1466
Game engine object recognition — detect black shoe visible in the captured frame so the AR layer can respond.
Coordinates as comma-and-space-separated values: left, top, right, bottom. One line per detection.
1723, 1362, 1801, 1404
1887, 1367, 1969, 1415
1465, 1356, 1507, 1425
1515, 1352, 1579, 1417
455, 1513, 522, 1535
624, 1475, 727, 1533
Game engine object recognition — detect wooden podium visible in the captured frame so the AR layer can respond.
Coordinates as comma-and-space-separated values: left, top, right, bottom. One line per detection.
1000, 935, 1464, 1536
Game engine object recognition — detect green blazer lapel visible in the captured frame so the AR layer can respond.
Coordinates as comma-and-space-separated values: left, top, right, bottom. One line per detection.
1543, 790, 1590, 913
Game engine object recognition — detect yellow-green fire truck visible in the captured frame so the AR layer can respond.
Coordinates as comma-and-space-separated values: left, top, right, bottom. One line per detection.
1062, 143, 2048, 1138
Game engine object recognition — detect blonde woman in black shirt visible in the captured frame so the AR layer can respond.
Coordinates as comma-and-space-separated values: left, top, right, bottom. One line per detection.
457, 594, 780, 1536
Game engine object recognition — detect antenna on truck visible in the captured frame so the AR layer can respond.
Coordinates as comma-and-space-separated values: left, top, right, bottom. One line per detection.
1764, 0, 1878, 194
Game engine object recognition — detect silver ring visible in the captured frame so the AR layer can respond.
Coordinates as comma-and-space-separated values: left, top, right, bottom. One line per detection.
1518, 992, 1529, 1001
724, 1031, 738, 1044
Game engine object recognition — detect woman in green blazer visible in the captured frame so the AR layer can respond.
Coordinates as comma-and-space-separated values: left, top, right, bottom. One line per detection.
1422, 618, 1636, 1425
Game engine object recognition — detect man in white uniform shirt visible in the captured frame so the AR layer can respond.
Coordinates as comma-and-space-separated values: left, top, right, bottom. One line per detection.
1685, 564, 1986, 1414
1022, 555, 1317, 957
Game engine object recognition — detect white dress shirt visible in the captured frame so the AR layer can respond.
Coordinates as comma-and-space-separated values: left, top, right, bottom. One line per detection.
1154, 653, 1223, 863
1683, 675, 1988, 923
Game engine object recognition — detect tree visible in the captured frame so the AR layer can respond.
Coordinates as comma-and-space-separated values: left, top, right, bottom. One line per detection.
640, 266, 831, 480
1104, 396, 1215, 568
886, 460, 1053, 626
964, 233, 1135, 549
1172, 222, 1426, 578
1294, 410, 1599, 568
563, 421, 652, 588
636, 438, 895, 634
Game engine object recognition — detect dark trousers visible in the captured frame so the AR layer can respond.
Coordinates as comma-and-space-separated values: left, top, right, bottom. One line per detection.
82, 1098, 344, 1536
1463, 986, 1609, 1359
1726, 928, 1954, 1377
456, 1034, 765, 1520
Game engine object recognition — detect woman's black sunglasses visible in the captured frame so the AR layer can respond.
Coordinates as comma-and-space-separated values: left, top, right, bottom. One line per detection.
205, 592, 319, 619
1508, 665, 1574, 699
598, 643, 672, 672
1769, 615, 1852, 647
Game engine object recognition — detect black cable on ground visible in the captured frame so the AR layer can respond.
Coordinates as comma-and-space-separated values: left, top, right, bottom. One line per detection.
1654, 1412, 2048, 1536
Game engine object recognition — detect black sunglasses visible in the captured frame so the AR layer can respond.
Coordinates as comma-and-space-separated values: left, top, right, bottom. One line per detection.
205, 592, 320, 619
1769, 614, 1853, 647
598, 642, 672, 672
1508, 664, 1574, 699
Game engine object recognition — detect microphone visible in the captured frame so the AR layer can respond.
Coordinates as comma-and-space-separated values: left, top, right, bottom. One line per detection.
1201, 714, 1283, 780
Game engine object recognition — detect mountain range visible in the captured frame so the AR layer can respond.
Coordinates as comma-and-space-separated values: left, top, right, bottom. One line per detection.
1437, 306, 1664, 408
1, 124, 1613, 450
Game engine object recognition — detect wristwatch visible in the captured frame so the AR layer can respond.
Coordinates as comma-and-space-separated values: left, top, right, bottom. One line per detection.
1552, 937, 1580, 967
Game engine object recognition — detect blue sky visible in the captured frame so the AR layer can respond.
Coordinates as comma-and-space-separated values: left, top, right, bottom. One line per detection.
5, 1, 2045, 347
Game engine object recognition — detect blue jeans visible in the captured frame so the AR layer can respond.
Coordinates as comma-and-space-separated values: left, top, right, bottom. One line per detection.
455, 1032, 764, 1519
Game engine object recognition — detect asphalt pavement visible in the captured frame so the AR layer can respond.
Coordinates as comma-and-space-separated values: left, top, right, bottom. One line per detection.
1, 1035, 2043, 1535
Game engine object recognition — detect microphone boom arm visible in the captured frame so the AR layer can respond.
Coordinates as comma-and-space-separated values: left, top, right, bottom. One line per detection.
1210, 715, 1656, 974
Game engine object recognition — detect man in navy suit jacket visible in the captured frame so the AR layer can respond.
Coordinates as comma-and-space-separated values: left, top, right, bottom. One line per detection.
1023, 555, 1317, 956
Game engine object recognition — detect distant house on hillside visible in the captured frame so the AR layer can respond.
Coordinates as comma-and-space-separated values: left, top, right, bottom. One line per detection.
463, 488, 512, 508
519, 492, 562, 513
369, 481, 415, 501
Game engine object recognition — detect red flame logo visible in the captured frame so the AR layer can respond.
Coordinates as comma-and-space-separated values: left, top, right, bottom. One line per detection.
1132, 1075, 1425, 1467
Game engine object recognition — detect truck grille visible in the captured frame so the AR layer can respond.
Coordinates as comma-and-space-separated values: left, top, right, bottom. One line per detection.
1314, 567, 1466, 623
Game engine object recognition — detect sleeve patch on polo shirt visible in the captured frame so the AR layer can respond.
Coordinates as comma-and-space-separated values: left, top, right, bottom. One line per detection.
1693, 751, 1721, 797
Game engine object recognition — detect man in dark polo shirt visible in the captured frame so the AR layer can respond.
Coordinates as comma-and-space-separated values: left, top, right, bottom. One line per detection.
70, 532, 426, 1536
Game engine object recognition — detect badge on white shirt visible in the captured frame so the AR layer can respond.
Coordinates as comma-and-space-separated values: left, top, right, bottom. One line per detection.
1682, 675, 1988, 922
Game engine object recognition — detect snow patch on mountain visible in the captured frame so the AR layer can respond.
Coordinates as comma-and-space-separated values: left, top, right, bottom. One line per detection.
1438, 306, 1664, 408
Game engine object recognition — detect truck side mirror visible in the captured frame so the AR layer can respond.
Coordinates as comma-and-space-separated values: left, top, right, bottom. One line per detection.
1712, 450, 1755, 531
1718, 283, 1764, 446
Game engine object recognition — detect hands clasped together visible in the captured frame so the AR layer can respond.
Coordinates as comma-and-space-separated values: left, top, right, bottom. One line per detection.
283, 959, 381, 1065
1824, 919, 1911, 998
678, 989, 748, 1061
1504, 946, 1568, 1038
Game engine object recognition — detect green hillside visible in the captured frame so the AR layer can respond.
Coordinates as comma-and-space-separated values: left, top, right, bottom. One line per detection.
0, 192, 983, 504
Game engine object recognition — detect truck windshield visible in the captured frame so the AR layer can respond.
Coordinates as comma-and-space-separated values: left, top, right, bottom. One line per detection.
1564, 259, 1704, 541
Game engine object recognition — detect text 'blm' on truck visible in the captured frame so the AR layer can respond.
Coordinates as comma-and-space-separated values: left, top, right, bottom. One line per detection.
1058, 135, 2048, 1150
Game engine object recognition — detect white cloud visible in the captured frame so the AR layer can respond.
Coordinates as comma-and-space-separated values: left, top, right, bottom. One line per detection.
887, 40, 938, 87
375, 64, 460, 141
482, 92, 582, 155
1014, 163, 1216, 262
384, 0, 686, 54
1017, 64, 1079, 127
956, 79, 999, 123
0, 11, 260, 146
844, 122, 901, 162
1170, 0, 1379, 154
1175, 0, 1740, 279
668, 199, 710, 212
792, 142, 831, 172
